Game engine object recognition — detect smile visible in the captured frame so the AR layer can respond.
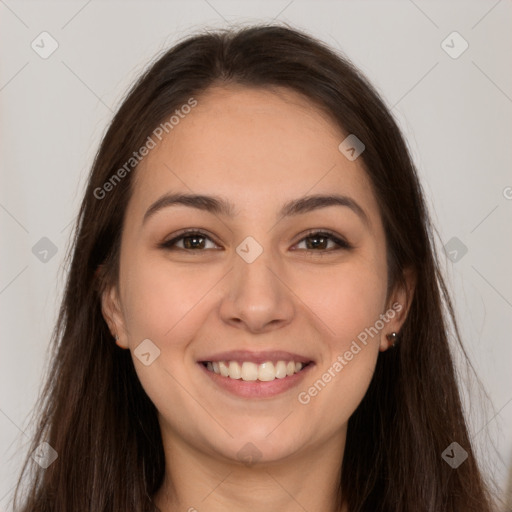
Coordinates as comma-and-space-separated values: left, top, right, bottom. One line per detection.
201, 360, 312, 381
197, 360, 315, 399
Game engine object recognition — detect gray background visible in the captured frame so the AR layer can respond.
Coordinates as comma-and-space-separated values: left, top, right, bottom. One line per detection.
1, 0, 511, 510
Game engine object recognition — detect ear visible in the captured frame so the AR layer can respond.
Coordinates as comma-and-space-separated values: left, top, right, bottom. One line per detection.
379, 266, 416, 352
101, 283, 129, 349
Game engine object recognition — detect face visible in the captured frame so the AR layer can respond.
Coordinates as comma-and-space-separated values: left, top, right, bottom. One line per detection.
102, 85, 412, 465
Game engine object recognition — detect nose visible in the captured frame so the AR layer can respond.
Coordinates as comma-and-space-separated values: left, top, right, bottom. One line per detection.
218, 241, 295, 333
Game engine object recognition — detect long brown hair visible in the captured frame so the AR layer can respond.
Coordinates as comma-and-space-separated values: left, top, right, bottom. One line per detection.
12, 23, 499, 511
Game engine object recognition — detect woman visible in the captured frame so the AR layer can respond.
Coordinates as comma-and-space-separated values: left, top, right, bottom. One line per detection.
13, 23, 498, 511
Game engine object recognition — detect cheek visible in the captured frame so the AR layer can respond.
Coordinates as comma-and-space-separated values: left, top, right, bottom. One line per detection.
296, 279, 383, 424
293, 253, 387, 418
118, 255, 212, 428
120, 252, 215, 342
292, 255, 388, 344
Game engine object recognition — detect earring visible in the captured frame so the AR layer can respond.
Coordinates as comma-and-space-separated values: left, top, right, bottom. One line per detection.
386, 332, 398, 348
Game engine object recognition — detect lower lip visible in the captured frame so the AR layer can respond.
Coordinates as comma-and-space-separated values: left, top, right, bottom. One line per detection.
197, 362, 315, 399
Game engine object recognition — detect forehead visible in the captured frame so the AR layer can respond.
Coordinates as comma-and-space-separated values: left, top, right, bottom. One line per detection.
129, 85, 381, 227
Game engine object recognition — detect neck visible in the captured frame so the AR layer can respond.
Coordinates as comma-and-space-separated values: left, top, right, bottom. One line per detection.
152, 424, 349, 512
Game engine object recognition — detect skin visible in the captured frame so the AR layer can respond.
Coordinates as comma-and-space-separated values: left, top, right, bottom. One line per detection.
102, 84, 415, 512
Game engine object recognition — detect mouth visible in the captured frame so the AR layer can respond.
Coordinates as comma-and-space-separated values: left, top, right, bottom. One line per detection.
197, 359, 315, 399
199, 360, 314, 381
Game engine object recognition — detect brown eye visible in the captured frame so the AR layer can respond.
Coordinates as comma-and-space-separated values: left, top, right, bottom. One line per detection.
160, 230, 218, 251
293, 231, 352, 252
159, 229, 352, 253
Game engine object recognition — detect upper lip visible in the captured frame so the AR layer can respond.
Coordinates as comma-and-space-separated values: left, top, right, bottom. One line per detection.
197, 350, 315, 365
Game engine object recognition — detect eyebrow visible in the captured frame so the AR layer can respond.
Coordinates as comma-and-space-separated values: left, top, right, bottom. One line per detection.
142, 192, 370, 228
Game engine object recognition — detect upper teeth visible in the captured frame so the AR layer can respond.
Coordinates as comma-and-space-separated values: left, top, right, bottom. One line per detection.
205, 360, 306, 381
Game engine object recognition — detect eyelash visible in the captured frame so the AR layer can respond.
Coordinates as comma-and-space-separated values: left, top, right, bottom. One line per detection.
159, 228, 353, 254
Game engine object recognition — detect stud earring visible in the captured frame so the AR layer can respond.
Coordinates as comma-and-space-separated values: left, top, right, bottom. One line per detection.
386, 332, 398, 348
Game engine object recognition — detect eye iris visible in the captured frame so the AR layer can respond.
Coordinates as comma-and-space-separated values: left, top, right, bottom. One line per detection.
306, 234, 328, 250
183, 234, 205, 249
